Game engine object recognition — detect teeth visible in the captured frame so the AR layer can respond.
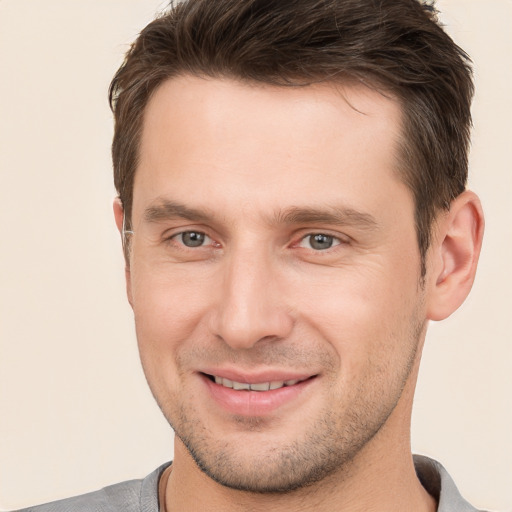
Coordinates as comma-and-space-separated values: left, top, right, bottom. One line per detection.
213, 376, 305, 391
233, 381, 250, 390
250, 382, 271, 391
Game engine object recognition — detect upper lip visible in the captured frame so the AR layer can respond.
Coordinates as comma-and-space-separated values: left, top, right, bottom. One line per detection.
199, 368, 317, 384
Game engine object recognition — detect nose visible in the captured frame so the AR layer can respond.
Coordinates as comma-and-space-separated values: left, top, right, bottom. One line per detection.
210, 247, 294, 350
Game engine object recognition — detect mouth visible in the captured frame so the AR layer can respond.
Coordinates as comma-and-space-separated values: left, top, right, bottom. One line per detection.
203, 373, 312, 391
200, 371, 317, 416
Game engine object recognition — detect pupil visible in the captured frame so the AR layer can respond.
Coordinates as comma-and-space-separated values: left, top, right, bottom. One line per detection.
310, 234, 333, 250
182, 231, 205, 247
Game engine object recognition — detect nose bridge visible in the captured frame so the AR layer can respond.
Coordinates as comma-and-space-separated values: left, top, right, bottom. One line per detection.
213, 241, 293, 349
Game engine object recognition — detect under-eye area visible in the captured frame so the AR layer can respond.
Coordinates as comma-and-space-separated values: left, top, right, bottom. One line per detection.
202, 373, 317, 391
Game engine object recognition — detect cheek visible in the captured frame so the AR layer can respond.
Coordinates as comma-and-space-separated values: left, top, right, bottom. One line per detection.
129, 264, 212, 365
129, 269, 210, 409
295, 263, 421, 369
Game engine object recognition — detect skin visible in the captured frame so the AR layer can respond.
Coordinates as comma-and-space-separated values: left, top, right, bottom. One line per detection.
114, 75, 484, 511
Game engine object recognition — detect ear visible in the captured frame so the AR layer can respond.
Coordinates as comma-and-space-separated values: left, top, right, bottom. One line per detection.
113, 196, 125, 233
426, 190, 484, 321
113, 197, 133, 306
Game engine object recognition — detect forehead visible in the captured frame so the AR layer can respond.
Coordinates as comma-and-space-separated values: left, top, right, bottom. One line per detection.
134, 75, 407, 222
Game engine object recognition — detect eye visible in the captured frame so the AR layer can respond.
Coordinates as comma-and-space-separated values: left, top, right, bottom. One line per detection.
299, 233, 341, 251
173, 231, 212, 248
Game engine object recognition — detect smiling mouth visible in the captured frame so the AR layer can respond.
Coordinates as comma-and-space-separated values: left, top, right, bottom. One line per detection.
203, 374, 314, 391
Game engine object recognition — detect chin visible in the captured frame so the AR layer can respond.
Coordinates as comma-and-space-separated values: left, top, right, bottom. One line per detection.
170, 406, 377, 494
183, 437, 345, 493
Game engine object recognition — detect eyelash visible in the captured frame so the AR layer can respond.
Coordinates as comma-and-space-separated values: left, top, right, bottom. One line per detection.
168, 231, 218, 249
297, 233, 344, 251
166, 230, 348, 253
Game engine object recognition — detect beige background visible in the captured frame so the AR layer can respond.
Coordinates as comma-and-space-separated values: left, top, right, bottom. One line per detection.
0, 1, 510, 510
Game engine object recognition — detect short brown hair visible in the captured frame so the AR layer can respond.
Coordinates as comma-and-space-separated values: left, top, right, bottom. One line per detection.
109, 0, 474, 273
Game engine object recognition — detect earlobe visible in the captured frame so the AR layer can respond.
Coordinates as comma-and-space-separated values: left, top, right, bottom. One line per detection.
426, 190, 484, 321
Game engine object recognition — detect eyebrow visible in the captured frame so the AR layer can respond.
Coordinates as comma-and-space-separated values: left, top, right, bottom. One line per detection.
143, 200, 213, 224
273, 206, 379, 231
143, 199, 378, 231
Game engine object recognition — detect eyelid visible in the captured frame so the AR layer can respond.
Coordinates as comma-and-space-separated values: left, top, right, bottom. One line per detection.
160, 226, 350, 251
300, 233, 340, 249
160, 224, 209, 240
293, 229, 351, 245
169, 229, 210, 239
166, 228, 220, 249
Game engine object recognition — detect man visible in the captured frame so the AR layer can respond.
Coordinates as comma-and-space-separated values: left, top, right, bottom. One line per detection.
19, 0, 486, 510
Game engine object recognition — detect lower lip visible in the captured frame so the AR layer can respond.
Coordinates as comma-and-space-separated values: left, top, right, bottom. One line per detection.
201, 374, 315, 416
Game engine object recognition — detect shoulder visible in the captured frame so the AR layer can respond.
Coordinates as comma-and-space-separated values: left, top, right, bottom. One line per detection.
14, 463, 171, 512
413, 455, 489, 512
17, 480, 142, 512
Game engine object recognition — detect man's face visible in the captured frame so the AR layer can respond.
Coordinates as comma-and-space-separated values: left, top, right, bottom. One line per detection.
126, 76, 429, 492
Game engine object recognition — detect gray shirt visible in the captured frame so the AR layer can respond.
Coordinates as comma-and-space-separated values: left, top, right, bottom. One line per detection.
15, 455, 486, 511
